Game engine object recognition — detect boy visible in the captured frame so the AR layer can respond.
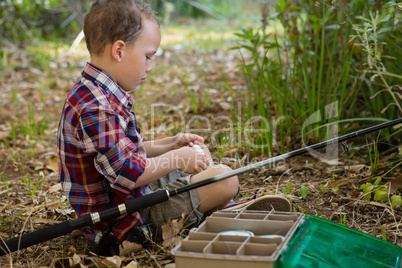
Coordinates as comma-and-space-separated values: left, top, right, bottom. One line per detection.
57, 0, 239, 255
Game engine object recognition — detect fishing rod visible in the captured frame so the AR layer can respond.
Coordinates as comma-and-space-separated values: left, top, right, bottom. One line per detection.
0, 118, 401, 256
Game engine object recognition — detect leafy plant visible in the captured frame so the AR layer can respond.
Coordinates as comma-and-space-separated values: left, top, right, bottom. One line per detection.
350, 6, 402, 116
373, 185, 388, 202
360, 182, 374, 200
319, 185, 328, 193
281, 183, 293, 195
360, 182, 388, 202
391, 194, 402, 208
300, 185, 309, 199
331, 187, 340, 194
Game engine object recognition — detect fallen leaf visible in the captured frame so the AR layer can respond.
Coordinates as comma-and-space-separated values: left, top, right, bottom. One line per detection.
390, 174, 402, 194
69, 253, 83, 267
330, 178, 356, 187
101, 255, 122, 267
162, 212, 185, 249
47, 155, 59, 172
55, 208, 75, 215
219, 102, 231, 110
71, 229, 83, 238
119, 240, 143, 256
123, 261, 139, 268
48, 183, 62, 193
347, 164, 369, 173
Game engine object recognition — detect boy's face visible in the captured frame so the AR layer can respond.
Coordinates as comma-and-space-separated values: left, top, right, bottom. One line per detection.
117, 17, 161, 92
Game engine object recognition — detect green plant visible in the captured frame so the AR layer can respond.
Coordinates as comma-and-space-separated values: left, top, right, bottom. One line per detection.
360, 182, 374, 200
331, 187, 339, 194
231, 0, 366, 156
0, 215, 19, 231
340, 214, 347, 225
300, 185, 308, 199
23, 174, 41, 196
373, 185, 388, 202
350, 6, 402, 116
281, 183, 293, 194
360, 182, 388, 202
378, 216, 387, 241
366, 132, 381, 175
179, 77, 199, 113
0, 174, 9, 194
319, 185, 328, 193
391, 194, 402, 208
11, 103, 48, 140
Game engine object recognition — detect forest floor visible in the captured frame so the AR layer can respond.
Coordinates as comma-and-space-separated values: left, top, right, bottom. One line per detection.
0, 31, 401, 267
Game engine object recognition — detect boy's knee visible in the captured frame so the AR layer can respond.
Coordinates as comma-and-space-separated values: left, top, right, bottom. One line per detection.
214, 165, 239, 198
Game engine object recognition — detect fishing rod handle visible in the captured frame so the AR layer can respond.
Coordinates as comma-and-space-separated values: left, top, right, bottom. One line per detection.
0, 190, 170, 256
0, 221, 72, 256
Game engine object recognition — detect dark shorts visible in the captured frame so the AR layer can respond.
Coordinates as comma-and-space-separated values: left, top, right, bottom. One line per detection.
140, 170, 204, 228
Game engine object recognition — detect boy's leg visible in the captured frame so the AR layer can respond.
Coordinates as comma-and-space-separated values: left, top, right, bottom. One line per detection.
139, 146, 238, 227
141, 170, 205, 227
190, 145, 239, 214
190, 164, 239, 215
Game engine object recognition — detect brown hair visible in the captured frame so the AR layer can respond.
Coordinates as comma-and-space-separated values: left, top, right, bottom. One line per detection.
84, 0, 158, 55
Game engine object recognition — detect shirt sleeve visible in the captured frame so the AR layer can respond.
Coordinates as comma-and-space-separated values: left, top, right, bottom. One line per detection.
76, 106, 146, 194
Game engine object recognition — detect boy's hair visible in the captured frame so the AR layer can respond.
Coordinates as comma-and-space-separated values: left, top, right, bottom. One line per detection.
84, 0, 158, 56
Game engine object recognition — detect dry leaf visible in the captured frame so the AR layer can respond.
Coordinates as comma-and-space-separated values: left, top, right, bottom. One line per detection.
330, 178, 356, 187
123, 261, 139, 268
162, 212, 185, 249
347, 164, 368, 173
55, 208, 75, 215
101, 255, 122, 267
390, 174, 402, 194
48, 182, 62, 193
69, 253, 83, 267
47, 155, 59, 172
71, 229, 83, 238
119, 240, 143, 256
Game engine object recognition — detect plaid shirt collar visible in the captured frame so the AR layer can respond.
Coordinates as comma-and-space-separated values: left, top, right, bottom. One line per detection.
82, 62, 134, 110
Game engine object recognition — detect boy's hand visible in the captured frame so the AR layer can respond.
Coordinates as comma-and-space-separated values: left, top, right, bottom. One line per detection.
175, 146, 209, 174
172, 133, 204, 150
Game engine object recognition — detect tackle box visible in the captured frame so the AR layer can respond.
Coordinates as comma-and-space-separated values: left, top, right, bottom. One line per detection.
172, 209, 402, 268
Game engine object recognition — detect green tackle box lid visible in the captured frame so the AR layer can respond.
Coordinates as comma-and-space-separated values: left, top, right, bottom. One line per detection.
280, 215, 402, 268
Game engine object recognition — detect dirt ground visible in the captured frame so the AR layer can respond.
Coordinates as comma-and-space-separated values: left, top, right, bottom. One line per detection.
0, 47, 401, 267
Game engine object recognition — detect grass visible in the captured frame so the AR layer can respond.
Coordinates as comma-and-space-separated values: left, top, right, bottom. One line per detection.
160, 14, 259, 51
10, 103, 48, 141
367, 132, 381, 175
23, 174, 42, 196
0, 174, 9, 194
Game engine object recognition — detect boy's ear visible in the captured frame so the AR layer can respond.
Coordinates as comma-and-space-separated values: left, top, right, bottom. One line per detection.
111, 40, 126, 62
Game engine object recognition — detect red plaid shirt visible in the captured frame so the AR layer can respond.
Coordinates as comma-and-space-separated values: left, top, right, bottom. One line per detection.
57, 62, 148, 243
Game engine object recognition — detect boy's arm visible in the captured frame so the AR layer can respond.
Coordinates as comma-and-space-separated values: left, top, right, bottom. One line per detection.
143, 133, 204, 157
134, 146, 209, 188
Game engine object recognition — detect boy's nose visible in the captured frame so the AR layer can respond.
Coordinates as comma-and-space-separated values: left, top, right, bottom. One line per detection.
146, 62, 152, 72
